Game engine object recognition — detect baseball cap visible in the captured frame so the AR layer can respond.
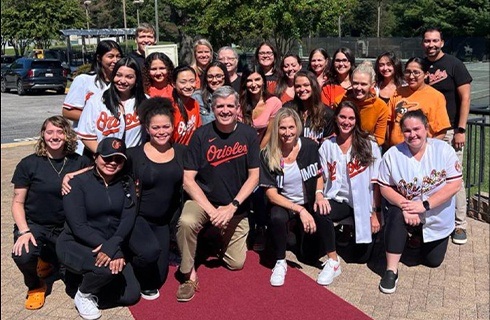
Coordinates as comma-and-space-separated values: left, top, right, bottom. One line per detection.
96, 137, 127, 160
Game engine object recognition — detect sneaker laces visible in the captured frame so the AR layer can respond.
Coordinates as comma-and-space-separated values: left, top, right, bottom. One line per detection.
80, 293, 99, 309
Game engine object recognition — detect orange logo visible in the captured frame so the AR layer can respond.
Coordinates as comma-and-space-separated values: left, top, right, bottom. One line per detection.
112, 140, 122, 150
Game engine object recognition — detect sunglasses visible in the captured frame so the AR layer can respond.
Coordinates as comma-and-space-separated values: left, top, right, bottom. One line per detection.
101, 155, 125, 164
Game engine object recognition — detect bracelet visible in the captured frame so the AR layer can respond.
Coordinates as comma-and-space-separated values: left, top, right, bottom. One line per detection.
298, 207, 306, 215
372, 206, 382, 213
17, 229, 31, 236
315, 189, 324, 195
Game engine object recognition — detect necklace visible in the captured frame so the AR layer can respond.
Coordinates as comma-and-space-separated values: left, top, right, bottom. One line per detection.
47, 157, 67, 177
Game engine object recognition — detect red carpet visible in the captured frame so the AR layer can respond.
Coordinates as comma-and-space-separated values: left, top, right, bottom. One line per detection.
129, 251, 372, 320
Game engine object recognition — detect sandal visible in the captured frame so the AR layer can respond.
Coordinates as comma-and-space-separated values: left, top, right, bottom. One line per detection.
37, 258, 54, 278
25, 282, 47, 310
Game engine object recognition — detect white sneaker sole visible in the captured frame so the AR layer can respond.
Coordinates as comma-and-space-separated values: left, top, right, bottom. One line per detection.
141, 290, 160, 301
317, 269, 341, 286
379, 278, 398, 294
75, 307, 101, 320
452, 238, 467, 245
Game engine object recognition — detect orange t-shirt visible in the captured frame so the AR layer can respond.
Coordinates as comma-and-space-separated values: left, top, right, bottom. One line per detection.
147, 84, 174, 100
279, 91, 294, 104
387, 85, 450, 147
342, 94, 389, 146
172, 98, 201, 145
321, 84, 346, 108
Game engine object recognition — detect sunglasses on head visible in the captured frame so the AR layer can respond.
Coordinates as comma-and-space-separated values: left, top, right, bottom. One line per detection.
101, 155, 125, 164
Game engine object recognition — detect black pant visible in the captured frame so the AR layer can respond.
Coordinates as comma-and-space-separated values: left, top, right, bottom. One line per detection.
315, 200, 354, 253
128, 216, 170, 291
56, 232, 140, 307
269, 200, 353, 260
384, 204, 449, 267
12, 222, 62, 290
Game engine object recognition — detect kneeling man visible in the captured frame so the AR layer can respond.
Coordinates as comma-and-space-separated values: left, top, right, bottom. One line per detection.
176, 86, 260, 302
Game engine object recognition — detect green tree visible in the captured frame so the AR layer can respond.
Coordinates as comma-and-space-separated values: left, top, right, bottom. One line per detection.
1, 0, 84, 56
391, 0, 490, 37
169, 0, 351, 55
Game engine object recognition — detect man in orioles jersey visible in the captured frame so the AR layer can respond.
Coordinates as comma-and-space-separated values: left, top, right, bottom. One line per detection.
175, 86, 260, 302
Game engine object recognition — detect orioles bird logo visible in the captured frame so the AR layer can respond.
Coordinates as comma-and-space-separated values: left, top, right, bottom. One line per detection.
112, 139, 122, 150
394, 100, 419, 124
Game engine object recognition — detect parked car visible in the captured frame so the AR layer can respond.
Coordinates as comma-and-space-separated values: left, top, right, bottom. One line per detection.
1, 55, 19, 72
1, 58, 67, 95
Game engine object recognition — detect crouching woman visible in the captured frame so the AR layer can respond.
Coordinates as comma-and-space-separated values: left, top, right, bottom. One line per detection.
57, 137, 140, 319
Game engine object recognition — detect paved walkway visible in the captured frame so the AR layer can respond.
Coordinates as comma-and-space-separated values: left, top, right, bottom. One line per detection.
1, 143, 489, 320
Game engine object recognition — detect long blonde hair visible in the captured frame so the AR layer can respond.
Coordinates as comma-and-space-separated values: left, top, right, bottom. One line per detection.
263, 108, 303, 172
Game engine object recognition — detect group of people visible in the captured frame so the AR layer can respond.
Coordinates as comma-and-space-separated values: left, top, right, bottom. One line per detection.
11, 24, 472, 319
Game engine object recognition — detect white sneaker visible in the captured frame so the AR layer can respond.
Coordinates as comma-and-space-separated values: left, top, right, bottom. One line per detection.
74, 289, 101, 320
270, 260, 287, 287
317, 258, 341, 286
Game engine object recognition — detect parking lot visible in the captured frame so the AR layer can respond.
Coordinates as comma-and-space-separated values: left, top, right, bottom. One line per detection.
1, 62, 488, 144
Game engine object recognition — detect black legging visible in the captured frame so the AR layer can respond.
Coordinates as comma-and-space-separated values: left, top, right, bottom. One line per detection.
268, 200, 353, 260
384, 204, 449, 268
12, 223, 62, 290
128, 216, 170, 291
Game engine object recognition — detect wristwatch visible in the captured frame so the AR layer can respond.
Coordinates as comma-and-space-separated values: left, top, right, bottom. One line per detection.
372, 206, 382, 213
422, 200, 431, 211
456, 127, 466, 134
231, 199, 240, 208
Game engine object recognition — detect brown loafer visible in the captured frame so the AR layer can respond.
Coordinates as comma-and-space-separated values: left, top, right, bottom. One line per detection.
176, 279, 199, 302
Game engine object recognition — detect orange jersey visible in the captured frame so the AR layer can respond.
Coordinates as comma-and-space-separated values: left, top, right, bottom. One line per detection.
172, 98, 201, 145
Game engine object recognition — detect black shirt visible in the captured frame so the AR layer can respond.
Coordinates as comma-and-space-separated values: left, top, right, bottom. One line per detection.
184, 121, 260, 208
11, 154, 91, 226
126, 143, 186, 225
62, 170, 137, 258
425, 54, 473, 127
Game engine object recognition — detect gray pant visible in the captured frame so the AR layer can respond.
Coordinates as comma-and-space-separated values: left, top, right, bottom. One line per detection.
176, 200, 250, 274
443, 129, 467, 230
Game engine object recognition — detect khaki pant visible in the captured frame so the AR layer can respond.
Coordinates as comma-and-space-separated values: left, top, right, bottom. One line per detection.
176, 200, 250, 274
443, 129, 467, 229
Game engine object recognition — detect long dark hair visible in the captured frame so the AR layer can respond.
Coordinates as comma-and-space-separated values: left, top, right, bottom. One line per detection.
172, 65, 197, 124
334, 101, 375, 167
239, 65, 272, 126
274, 53, 302, 98
91, 40, 123, 89
375, 51, 404, 87
201, 61, 231, 105
102, 57, 147, 118
286, 70, 327, 133
326, 47, 356, 85
143, 52, 175, 92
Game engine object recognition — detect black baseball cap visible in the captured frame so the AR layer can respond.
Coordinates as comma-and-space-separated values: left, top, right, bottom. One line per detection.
96, 137, 127, 160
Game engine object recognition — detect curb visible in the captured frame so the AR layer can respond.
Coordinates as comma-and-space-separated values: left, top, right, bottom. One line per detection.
1, 141, 37, 149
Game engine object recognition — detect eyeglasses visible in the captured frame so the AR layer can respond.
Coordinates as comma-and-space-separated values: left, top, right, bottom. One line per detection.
101, 155, 125, 164
403, 70, 424, 77
334, 58, 349, 64
207, 74, 225, 81
258, 51, 273, 56
219, 57, 237, 62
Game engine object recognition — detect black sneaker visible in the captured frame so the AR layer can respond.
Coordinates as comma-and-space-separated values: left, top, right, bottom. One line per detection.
379, 270, 398, 294
141, 289, 160, 301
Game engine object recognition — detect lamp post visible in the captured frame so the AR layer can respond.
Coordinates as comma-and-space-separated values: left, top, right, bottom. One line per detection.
154, 0, 159, 43
122, 0, 128, 52
83, 1, 92, 64
84, 0, 91, 30
134, 0, 144, 26
377, 1, 381, 38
